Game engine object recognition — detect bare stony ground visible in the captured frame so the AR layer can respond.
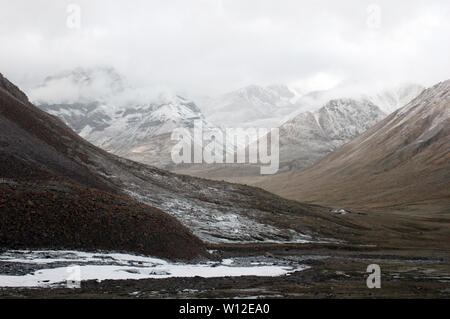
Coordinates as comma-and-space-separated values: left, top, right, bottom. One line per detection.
0, 244, 449, 299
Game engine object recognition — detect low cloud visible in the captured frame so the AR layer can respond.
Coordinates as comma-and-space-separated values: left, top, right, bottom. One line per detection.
28, 66, 186, 108
1, 0, 449, 97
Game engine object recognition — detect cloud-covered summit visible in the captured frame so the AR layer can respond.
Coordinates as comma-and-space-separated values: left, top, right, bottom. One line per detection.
0, 0, 449, 97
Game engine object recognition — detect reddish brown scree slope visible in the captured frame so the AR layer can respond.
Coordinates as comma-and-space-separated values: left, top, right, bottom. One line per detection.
0, 179, 205, 260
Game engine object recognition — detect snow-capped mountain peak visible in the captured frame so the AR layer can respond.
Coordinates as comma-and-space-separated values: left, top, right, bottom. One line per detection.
34, 68, 215, 169
276, 98, 386, 171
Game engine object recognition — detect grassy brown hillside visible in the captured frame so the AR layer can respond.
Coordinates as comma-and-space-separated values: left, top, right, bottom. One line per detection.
257, 80, 450, 212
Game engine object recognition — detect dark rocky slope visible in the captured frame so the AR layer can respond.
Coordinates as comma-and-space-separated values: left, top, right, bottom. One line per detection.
0, 73, 205, 260
0, 179, 204, 260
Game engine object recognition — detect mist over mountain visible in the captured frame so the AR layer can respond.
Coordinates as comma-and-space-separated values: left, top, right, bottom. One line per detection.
197, 82, 423, 129
30, 67, 126, 105
0, 72, 206, 260
2, 71, 346, 249
367, 84, 425, 114
198, 84, 302, 129
1, 0, 450, 299
33, 67, 219, 169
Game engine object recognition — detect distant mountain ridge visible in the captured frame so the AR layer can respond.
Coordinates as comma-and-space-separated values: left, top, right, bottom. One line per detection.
256, 80, 450, 210
32, 68, 424, 177
198, 84, 302, 129
4, 70, 339, 245
33, 67, 217, 169
277, 98, 386, 171
197, 83, 424, 130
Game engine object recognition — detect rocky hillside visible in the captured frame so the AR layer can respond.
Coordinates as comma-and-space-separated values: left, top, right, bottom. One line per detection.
2, 72, 350, 247
0, 72, 206, 260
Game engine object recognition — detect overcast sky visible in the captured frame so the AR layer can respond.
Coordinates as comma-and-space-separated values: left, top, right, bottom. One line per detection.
1, 0, 449, 97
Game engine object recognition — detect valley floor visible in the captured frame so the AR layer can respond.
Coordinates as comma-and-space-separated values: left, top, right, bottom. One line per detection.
1, 244, 449, 299
1, 199, 449, 299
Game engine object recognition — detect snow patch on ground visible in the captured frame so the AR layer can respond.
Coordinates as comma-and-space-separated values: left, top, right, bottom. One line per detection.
124, 184, 315, 244
0, 250, 309, 288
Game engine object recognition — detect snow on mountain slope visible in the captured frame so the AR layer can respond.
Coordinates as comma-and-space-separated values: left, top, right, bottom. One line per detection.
198, 83, 423, 132
32, 69, 422, 178
271, 84, 423, 171
257, 80, 450, 209
32, 68, 217, 169
366, 83, 425, 114
277, 98, 386, 171
81, 95, 213, 168
289, 83, 424, 117
176, 98, 387, 180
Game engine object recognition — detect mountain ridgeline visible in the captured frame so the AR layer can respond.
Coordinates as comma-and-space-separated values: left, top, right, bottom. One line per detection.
2, 72, 355, 255
257, 80, 450, 210
33, 67, 216, 169
277, 98, 386, 171
32, 68, 424, 178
